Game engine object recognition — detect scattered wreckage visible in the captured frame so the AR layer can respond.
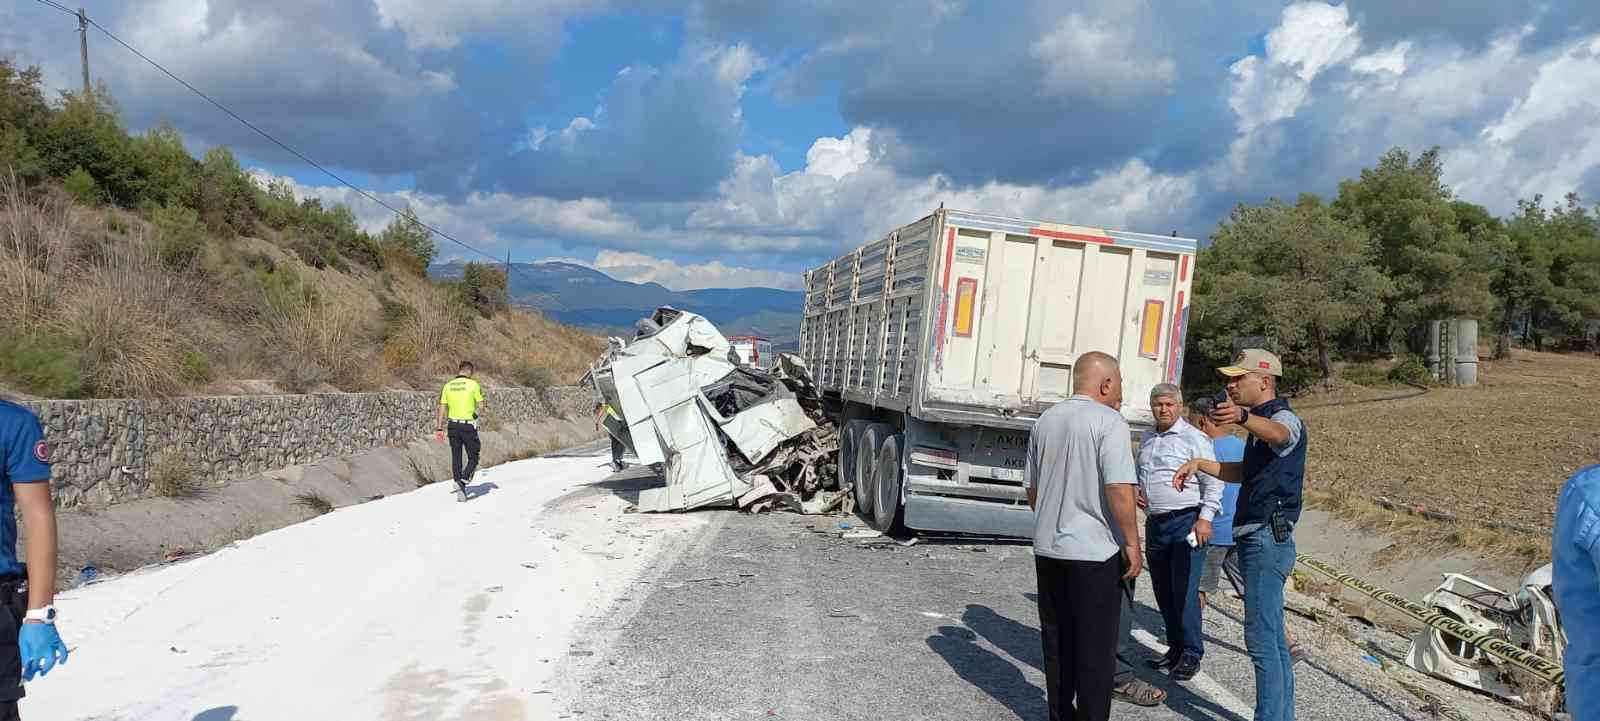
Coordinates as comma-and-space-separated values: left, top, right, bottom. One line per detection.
585, 307, 847, 515
1403, 564, 1567, 715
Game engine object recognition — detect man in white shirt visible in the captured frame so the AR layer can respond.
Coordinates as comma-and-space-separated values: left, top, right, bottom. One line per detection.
1137, 383, 1221, 682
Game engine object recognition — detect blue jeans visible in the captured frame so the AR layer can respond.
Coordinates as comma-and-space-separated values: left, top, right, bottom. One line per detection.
1146, 507, 1206, 660
1237, 526, 1296, 721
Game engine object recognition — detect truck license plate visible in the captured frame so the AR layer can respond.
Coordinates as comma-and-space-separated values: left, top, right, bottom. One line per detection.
989, 467, 1024, 482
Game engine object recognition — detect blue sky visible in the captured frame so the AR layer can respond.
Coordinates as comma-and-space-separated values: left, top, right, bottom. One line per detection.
6, 1, 1600, 290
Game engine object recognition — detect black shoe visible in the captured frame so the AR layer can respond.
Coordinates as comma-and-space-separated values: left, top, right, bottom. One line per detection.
1145, 654, 1178, 670
1172, 655, 1202, 681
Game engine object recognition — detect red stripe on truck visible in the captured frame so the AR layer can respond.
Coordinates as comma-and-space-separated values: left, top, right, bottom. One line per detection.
1029, 227, 1112, 244
1179, 255, 1189, 281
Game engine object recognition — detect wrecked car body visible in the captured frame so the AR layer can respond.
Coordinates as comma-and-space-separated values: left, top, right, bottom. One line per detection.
1404, 564, 1567, 713
586, 307, 844, 514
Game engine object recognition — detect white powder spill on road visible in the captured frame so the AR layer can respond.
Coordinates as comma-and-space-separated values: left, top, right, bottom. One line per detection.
26, 453, 706, 721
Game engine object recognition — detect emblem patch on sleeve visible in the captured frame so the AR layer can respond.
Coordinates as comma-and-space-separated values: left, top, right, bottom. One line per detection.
32, 440, 49, 463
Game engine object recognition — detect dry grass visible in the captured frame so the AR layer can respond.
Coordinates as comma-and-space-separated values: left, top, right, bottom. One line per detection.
0, 170, 70, 325
293, 491, 334, 515
500, 437, 569, 464
57, 237, 194, 397
149, 446, 198, 498
1306, 488, 1550, 570
1302, 348, 1600, 532
263, 292, 373, 392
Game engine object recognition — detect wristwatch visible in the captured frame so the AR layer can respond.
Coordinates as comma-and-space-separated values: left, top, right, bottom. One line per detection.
23, 605, 54, 624
1237, 406, 1250, 424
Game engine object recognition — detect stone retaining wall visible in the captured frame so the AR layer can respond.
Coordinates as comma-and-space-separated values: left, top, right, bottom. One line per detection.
21, 385, 593, 509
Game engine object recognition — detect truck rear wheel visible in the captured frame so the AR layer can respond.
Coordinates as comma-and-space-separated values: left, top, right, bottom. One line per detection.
854, 423, 891, 519
871, 433, 904, 533
837, 420, 864, 493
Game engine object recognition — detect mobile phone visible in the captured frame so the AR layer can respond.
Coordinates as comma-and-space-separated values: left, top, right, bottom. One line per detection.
1213, 389, 1230, 405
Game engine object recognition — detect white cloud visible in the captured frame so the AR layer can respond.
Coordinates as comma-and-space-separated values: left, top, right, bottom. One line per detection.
1031, 13, 1177, 102
1352, 41, 1410, 75
591, 251, 802, 290
804, 127, 876, 180
1229, 2, 1362, 135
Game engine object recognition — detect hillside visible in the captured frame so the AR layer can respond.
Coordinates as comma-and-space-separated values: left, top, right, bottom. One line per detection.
0, 61, 602, 400
432, 260, 804, 345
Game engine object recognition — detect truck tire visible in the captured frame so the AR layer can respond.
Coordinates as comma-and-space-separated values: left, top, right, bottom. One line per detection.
837, 420, 865, 493
871, 433, 904, 533
854, 423, 891, 519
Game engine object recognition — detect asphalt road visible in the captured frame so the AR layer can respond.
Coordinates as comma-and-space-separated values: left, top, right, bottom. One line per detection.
558, 478, 1427, 721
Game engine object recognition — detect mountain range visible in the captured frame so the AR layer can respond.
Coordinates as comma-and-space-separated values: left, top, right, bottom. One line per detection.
430, 261, 805, 346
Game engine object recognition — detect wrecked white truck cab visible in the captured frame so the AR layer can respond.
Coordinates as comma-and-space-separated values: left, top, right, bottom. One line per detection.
587, 308, 841, 513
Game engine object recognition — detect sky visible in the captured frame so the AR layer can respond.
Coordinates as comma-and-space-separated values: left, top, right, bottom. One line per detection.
6, 1, 1600, 291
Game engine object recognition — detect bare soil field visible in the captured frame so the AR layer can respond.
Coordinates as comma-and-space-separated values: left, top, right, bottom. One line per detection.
1301, 349, 1600, 536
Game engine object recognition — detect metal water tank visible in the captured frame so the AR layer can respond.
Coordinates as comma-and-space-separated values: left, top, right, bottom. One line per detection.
1426, 320, 1444, 380
1452, 318, 1479, 386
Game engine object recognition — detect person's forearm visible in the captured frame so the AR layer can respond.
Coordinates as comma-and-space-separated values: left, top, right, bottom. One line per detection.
435, 405, 446, 428
1241, 413, 1289, 446
22, 499, 56, 610
1105, 484, 1140, 549
1026, 486, 1037, 511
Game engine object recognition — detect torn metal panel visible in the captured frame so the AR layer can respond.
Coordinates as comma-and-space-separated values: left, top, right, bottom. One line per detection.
706, 397, 817, 467
1403, 564, 1566, 710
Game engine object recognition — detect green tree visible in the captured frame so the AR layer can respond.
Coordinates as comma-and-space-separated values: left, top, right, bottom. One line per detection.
379, 208, 435, 273
0, 58, 48, 180
457, 262, 508, 318
1503, 194, 1600, 351
1194, 194, 1394, 384
63, 166, 97, 203
137, 121, 199, 209
198, 146, 257, 235
1332, 147, 1494, 352
152, 202, 206, 270
34, 86, 148, 206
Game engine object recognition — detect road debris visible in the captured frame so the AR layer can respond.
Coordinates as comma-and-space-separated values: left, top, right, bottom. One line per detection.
585, 307, 845, 515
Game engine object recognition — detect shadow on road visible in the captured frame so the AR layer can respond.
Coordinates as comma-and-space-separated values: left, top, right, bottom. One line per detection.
941, 601, 1249, 721
926, 625, 1046, 721
591, 470, 665, 505
466, 481, 499, 500
192, 707, 239, 721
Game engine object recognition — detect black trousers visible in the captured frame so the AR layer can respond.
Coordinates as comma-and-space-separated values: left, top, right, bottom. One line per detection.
1036, 553, 1123, 721
447, 421, 481, 484
0, 574, 27, 719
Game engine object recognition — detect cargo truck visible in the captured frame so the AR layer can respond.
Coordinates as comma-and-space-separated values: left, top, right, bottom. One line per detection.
799, 208, 1198, 536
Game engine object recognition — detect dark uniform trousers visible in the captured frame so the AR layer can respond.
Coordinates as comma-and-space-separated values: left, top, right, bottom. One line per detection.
447, 420, 481, 484
0, 573, 30, 721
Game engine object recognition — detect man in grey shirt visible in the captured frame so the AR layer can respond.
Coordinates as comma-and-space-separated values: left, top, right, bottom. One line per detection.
1025, 351, 1144, 721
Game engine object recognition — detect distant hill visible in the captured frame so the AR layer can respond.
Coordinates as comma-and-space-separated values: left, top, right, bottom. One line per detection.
430, 261, 804, 344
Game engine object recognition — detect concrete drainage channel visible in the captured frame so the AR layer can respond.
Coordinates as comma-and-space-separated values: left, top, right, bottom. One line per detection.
55, 417, 602, 588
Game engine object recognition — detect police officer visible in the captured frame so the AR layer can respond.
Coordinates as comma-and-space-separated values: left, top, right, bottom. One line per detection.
0, 400, 71, 719
595, 402, 626, 473
434, 362, 487, 503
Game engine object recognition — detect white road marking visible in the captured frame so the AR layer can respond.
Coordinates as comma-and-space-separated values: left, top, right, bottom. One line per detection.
1131, 628, 1254, 718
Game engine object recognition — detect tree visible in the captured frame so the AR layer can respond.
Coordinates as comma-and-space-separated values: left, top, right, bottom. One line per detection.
34, 85, 148, 206
1194, 195, 1394, 384
62, 166, 97, 204
0, 58, 48, 181
198, 146, 256, 235
137, 121, 199, 209
457, 262, 508, 318
379, 208, 435, 274
1332, 147, 1494, 352
1503, 194, 1600, 351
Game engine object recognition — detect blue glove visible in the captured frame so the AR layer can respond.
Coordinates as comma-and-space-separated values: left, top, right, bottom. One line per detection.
18, 623, 68, 681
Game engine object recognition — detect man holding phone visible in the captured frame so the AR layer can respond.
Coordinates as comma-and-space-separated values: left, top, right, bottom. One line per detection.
1174, 349, 1307, 721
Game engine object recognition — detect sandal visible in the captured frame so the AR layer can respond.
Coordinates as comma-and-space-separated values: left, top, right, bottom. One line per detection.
1113, 679, 1167, 707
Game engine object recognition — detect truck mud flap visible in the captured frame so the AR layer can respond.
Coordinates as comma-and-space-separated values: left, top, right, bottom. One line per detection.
904, 494, 1033, 538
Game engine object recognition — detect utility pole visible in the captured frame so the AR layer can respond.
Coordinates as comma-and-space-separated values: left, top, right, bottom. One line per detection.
77, 7, 91, 99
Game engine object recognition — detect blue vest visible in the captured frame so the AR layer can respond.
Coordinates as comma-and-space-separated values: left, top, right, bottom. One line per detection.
1234, 397, 1307, 530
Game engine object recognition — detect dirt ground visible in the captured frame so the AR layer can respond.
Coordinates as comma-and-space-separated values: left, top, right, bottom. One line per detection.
1300, 348, 1600, 533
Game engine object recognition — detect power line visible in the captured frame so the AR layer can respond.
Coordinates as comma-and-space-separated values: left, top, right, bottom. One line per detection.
31, 0, 76, 16
47, 5, 572, 312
